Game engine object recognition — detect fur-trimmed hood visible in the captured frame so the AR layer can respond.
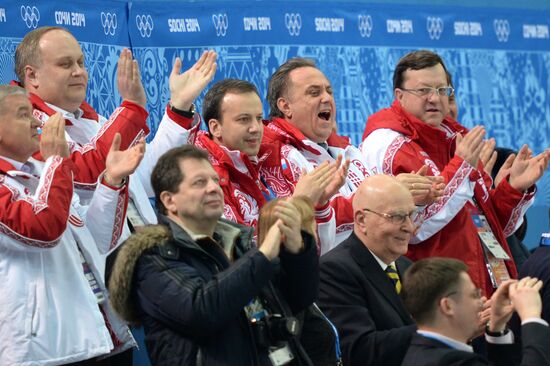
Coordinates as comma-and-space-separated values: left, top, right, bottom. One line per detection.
108, 224, 172, 325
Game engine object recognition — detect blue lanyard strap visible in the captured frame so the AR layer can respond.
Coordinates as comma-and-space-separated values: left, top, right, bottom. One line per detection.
312, 303, 342, 364
541, 233, 550, 246
259, 175, 277, 201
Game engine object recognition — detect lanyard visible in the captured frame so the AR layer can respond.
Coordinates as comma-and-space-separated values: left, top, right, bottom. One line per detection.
540, 233, 550, 246
312, 303, 343, 365
259, 175, 277, 201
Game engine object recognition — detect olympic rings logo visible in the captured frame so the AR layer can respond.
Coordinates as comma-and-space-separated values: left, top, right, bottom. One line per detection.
285, 13, 302, 36
493, 19, 510, 42
136, 14, 154, 38
358, 14, 373, 38
426, 16, 444, 40
101, 12, 117, 36
212, 13, 229, 37
20, 5, 40, 29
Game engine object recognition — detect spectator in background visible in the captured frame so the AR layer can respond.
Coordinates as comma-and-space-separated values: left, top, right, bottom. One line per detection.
362, 49, 550, 296
109, 145, 319, 365
318, 175, 417, 366
0, 85, 145, 364
401, 257, 550, 366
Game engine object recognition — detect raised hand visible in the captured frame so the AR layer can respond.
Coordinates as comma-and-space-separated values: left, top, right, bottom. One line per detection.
104, 133, 146, 186
320, 156, 350, 205
170, 50, 217, 110
117, 48, 146, 107
480, 138, 497, 177
471, 297, 491, 340
40, 112, 70, 159
293, 156, 350, 205
509, 276, 544, 321
455, 125, 486, 167
508, 145, 550, 191
396, 166, 445, 205
259, 219, 282, 260
488, 279, 516, 333
494, 153, 515, 188
275, 200, 304, 254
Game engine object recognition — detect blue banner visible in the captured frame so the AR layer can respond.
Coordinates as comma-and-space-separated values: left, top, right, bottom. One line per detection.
127, 2, 550, 50
0, 0, 129, 45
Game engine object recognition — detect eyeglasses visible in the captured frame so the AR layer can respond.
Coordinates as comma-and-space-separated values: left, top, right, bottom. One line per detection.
362, 207, 419, 225
444, 288, 482, 300
400, 86, 455, 98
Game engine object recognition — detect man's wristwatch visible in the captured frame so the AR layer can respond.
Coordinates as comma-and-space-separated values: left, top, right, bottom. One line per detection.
485, 324, 510, 337
169, 103, 195, 118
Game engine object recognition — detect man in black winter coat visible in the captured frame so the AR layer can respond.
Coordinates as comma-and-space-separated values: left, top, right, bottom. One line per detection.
109, 145, 318, 365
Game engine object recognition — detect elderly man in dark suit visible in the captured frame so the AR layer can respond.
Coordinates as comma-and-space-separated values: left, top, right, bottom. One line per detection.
401, 257, 550, 366
318, 174, 417, 366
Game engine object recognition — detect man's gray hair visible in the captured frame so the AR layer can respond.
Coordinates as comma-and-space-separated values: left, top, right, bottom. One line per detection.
0, 85, 28, 114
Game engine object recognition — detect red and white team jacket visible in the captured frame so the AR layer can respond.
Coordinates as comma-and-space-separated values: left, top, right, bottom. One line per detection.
362, 100, 534, 295
0, 156, 135, 365
19, 85, 201, 246
263, 117, 373, 249
173, 116, 337, 253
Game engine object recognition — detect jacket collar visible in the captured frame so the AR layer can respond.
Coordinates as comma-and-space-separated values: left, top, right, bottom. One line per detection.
160, 215, 255, 255
347, 232, 413, 324
10, 80, 99, 125
365, 100, 468, 168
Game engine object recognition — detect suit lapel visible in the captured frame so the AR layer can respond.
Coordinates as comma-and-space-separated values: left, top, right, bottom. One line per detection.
348, 233, 413, 324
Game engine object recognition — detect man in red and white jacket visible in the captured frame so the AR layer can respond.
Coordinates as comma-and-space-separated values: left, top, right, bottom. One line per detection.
264, 57, 443, 247
0, 85, 145, 365
169, 70, 345, 252
361, 50, 550, 296
13, 26, 211, 243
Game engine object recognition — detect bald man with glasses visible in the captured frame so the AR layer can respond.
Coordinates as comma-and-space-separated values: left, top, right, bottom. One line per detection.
318, 174, 418, 366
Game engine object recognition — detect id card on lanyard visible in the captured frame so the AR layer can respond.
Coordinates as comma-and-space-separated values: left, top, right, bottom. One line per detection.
78, 248, 106, 304
470, 204, 511, 288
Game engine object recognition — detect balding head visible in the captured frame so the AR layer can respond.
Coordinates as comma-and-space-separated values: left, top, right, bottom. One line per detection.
353, 175, 416, 264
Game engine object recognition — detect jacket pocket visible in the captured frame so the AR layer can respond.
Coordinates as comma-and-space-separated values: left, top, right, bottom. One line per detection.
25, 282, 38, 337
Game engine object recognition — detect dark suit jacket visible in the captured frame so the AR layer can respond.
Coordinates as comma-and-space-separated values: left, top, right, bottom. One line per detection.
520, 246, 550, 324
402, 323, 550, 366
318, 232, 416, 366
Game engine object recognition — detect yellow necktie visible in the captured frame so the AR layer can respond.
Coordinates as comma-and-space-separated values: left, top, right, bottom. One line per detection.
386, 264, 402, 294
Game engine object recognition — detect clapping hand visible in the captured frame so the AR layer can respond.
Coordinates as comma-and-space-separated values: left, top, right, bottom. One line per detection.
40, 112, 70, 159
169, 50, 217, 111
117, 48, 146, 107
104, 133, 146, 186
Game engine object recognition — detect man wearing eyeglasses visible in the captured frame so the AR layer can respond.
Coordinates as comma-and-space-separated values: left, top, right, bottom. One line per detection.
401, 258, 550, 366
318, 175, 418, 366
361, 50, 550, 297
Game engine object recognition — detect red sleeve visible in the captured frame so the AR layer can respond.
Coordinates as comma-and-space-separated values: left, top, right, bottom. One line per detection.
65, 101, 149, 188
490, 176, 535, 232
0, 157, 76, 248
327, 195, 354, 228
389, 140, 468, 184
165, 104, 196, 129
